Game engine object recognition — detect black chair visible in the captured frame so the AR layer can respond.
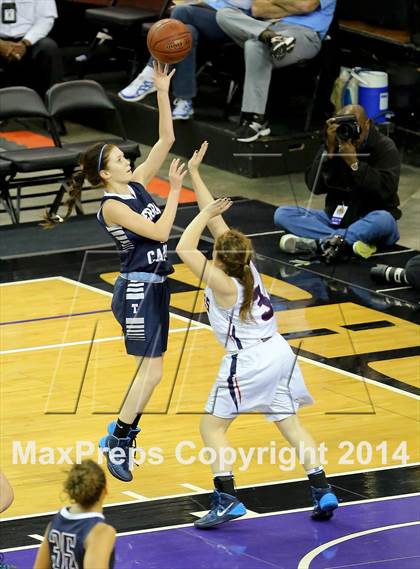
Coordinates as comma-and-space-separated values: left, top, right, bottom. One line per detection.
0, 158, 16, 223
44, 80, 140, 219
45, 79, 140, 162
84, 0, 168, 77
0, 86, 79, 223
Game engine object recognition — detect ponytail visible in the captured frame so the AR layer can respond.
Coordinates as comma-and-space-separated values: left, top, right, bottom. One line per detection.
239, 262, 254, 322
41, 170, 86, 228
40, 142, 114, 229
215, 229, 255, 322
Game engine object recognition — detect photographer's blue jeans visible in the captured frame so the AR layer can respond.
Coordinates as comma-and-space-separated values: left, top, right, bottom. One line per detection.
146, 5, 231, 99
274, 206, 400, 246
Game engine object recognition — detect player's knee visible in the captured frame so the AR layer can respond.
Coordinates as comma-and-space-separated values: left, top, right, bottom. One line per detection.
199, 414, 215, 436
134, 366, 162, 389
146, 371, 163, 388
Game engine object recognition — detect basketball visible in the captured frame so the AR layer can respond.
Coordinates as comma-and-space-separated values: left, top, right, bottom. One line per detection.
147, 19, 192, 65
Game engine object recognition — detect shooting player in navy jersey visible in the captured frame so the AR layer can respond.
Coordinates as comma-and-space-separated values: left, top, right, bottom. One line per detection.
43, 63, 186, 482
34, 461, 115, 569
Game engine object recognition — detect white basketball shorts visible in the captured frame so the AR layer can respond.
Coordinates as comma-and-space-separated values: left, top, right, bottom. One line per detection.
205, 334, 313, 422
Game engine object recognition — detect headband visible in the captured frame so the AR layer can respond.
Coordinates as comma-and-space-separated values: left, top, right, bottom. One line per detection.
97, 144, 108, 173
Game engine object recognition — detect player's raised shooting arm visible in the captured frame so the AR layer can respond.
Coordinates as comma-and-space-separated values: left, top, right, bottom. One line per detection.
132, 63, 175, 187
84, 523, 116, 569
188, 142, 230, 239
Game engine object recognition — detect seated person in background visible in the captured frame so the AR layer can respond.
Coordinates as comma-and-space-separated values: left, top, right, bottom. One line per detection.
216, 0, 336, 142
274, 104, 401, 261
119, 0, 252, 120
0, 0, 63, 95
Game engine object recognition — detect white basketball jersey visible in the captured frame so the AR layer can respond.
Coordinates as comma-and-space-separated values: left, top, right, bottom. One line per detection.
204, 262, 278, 352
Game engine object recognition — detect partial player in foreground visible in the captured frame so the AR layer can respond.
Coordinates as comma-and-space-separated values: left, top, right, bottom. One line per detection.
0, 470, 14, 513
176, 142, 339, 528
34, 460, 116, 569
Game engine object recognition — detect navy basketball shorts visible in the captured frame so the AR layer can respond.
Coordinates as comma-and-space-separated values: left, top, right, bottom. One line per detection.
111, 276, 170, 357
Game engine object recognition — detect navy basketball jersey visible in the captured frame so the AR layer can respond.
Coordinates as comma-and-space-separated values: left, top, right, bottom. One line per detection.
97, 182, 173, 276
48, 507, 115, 568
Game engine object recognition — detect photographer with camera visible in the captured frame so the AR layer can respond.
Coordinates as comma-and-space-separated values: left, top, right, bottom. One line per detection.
274, 104, 401, 263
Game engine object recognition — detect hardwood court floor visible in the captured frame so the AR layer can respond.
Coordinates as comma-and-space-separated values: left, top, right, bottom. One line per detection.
1, 268, 419, 517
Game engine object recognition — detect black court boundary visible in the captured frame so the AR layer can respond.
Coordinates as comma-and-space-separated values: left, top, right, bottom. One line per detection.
0, 465, 418, 550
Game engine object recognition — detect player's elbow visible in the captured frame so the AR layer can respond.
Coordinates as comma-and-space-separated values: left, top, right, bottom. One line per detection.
175, 243, 187, 260
162, 135, 175, 147
155, 229, 169, 242
0, 488, 14, 513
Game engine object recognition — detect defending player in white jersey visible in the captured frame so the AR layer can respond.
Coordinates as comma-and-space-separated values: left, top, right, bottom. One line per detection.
176, 142, 338, 529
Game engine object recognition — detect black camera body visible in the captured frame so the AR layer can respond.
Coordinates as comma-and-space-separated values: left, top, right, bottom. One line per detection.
335, 114, 361, 143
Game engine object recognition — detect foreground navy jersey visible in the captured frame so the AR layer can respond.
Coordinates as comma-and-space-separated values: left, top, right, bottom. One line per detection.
48, 507, 115, 568
97, 182, 173, 276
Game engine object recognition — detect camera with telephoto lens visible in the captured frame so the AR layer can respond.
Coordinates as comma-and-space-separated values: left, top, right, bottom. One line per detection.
370, 264, 409, 285
334, 114, 361, 143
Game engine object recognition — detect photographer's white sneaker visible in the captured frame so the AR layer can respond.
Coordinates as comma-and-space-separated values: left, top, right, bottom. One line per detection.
119, 75, 156, 102
279, 234, 318, 254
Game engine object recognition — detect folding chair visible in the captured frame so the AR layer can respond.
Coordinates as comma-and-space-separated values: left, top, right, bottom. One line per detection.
45, 79, 140, 163
44, 79, 140, 218
0, 87, 79, 223
0, 158, 16, 223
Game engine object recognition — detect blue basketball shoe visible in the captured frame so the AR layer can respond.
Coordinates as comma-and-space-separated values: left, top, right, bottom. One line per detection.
311, 485, 338, 520
99, 434, 133, 482
99, 421, 141, 482
194, 491, 246, 529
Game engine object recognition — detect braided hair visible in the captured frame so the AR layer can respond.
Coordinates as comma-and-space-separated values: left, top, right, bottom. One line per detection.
215, 229, 254, 321
41, 142, 114, 228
